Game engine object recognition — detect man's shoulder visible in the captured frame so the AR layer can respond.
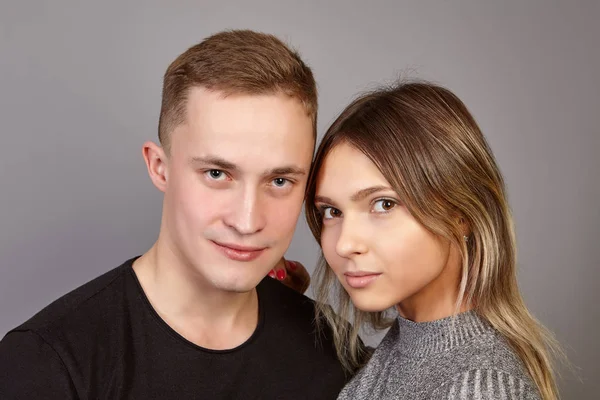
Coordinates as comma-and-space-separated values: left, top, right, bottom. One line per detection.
257, 276, 316, 317
255, 277, 350, 386
7, 256, 138, 337
0, 257, 142, 398
256, 277, 339, 346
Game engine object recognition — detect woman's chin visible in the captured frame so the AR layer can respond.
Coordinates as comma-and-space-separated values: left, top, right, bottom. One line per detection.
349, 293, 396, 313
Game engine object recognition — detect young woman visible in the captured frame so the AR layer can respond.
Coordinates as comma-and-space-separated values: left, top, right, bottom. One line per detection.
304, 82, 562, 399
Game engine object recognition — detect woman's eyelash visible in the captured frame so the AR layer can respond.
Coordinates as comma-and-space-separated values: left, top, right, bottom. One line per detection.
317, 205, 330, 215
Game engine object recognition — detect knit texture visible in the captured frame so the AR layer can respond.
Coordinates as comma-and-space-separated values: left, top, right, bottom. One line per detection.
337, 311, 540, 399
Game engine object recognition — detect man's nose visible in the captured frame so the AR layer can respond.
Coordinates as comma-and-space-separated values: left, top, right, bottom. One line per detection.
223, 186, 267, 235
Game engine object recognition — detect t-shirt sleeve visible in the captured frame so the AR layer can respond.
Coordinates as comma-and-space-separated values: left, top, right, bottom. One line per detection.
0, 330, 79, 399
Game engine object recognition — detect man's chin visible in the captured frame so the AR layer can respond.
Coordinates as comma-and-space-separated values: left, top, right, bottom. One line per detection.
212, 275, 265, 294
221, 284, 257, 294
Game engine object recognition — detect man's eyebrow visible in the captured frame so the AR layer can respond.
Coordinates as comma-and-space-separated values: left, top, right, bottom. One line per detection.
267, 167, 307, 177
314, 186, 392, 205
189, 156, 306, 176
189, 156, 239, 172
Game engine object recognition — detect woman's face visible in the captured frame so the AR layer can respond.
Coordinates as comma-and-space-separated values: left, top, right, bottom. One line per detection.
314, 142, 461, 320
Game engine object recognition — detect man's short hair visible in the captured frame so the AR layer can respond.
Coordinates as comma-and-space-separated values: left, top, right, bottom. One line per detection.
158, 29, 318, 152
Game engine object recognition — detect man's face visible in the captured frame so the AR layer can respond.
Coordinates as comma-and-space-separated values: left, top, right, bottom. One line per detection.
162, 87, 314, 293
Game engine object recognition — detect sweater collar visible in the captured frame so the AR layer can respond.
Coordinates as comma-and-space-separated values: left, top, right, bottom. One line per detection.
393, 310, 496, 357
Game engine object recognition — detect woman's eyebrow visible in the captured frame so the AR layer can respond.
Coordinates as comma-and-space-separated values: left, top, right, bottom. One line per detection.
314, 185, 391, 205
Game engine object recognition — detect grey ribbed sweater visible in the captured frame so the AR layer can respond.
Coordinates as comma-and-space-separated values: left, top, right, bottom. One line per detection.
337, 311, 540, 399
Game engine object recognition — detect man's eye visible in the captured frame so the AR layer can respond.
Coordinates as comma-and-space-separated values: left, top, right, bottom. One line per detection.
272, 178, 289, 187
206, 170, 226, 180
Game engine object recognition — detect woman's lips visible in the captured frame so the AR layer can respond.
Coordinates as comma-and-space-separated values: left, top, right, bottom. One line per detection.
344, 271, 382, 289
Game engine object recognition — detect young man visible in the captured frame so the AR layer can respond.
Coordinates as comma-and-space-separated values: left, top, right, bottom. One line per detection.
0, 30, 347, 399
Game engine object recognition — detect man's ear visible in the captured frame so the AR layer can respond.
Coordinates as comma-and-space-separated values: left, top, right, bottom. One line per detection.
142, 141, 168, 193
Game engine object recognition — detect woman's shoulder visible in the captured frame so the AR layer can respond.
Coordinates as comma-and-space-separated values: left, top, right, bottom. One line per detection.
464, 329, 530, 377
429, 367, 540, 399
428, 332, 540, 399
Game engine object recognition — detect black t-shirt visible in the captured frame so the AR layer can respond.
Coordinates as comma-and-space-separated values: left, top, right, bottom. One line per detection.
0, 257, 349, 399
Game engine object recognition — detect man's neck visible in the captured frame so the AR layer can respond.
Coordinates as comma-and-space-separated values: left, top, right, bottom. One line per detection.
132, 241, 259, 350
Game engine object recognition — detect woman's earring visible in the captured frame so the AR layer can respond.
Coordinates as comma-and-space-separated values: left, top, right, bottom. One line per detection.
459, 217, 469, 242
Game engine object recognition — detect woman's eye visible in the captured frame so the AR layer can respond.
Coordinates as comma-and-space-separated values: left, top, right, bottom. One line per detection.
206, 170, 226, 180
373, 199, 396, 212
322, 207, 342, 220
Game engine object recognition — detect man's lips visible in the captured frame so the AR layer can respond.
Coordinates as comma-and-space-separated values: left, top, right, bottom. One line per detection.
213, 241, 266, 252
211, 241, 267, 262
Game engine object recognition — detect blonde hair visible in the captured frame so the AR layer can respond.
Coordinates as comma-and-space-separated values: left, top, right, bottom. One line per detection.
305, 81, 563, 399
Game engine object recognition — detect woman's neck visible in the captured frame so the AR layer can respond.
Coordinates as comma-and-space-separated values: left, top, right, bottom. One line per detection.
396, 242, 472, 323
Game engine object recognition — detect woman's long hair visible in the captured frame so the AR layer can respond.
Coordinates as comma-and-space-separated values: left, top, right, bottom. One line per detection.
305, 81, 562, 399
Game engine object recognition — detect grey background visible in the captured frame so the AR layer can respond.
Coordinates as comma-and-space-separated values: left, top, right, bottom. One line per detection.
1, 0, 598, 397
